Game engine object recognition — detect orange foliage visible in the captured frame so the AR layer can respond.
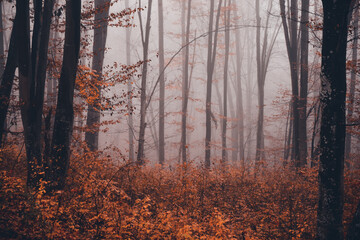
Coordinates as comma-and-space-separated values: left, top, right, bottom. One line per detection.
0, 146, 359, 239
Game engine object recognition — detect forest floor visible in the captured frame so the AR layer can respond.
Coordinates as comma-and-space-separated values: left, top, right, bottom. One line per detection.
1, 144, 359, 239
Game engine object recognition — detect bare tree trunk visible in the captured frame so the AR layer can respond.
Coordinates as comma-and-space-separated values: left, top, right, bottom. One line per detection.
205, 0, 222, 168
284, 101, 292, 165
317, 1, 352, 239
245, 28, 254, 161
85, 0, 111, 151
279, 0, 301, 167
125, 0, 135, 162
0, 7, 18, 147
17, 0, 55, 188
181, 0, 192, 164
299, 0, 309, 167
50, 0, 81, 190
158, 0, 165, 165
234, 3, 245, 164
221, 0, 230, 164
228, 83, 238, 162
137, 0, 153, 165
345, 6, 358, 164
255, 1, 278, 165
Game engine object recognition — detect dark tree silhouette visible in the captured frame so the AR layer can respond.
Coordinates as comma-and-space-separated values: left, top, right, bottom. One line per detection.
317, 0, 353, 239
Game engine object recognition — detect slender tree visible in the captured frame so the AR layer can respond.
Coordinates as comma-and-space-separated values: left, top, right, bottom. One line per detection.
205, 0, 222, 168
0, 4, 18, 147
279, 0, 302, 167
17, 0, 55, 187
221, 0, 231, 164
299, 0, 310, 167
234, 2, 245, 164
345, 5, 358, 163
255, 0, 279, 165
137, 0, 153, 165
158, 0, 165, 165
125, 0, 135, 162
85, 0, 111, 151
50, 0, 81, 190
181, 0, 192, 164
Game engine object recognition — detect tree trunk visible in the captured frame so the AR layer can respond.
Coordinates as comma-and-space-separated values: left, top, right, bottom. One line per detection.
299, 0, 309, 167
125, 0, 135, 162
205, 0, 222, 168
158, 0, 165, 165
0, 7, 18, 147
50, 0, 81, 190
279, 0, 301, 167
85, 0, 111, 151
136, 0, 153, 165
234, 3, 245, 164
345, 6, 358, 164
181, 0, 192, 164
18, 0, 55, 188
228, 83, 238, 163
221, 0, 230, 164
317, 1, 352, 239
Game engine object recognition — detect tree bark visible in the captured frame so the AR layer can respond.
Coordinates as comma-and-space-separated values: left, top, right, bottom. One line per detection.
234, 3, 245, 164
299, 0, 309, 167
85, 0, 111, 151
279, 0, 301, 167
50, 0, 81, 190
221, 0, 230, 164
181, 0, 192, 164
0, 6, 18, 147
205, 0, 222, 168
317, 1, 352, 239
136, 0, 153, 165
158, 0, 165, 165
125, 0, 135, 162
17, 0, 55, 188
255, 1, 278, 165
345, 5, 358, 164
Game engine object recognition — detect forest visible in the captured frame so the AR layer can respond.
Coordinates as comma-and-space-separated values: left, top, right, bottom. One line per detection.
0, 0, 359, 239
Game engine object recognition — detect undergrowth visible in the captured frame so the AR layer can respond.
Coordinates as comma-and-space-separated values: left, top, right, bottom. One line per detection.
0, 145, 359, 239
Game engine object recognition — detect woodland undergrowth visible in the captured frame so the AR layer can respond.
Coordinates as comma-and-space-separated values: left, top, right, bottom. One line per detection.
0, 142, 359, 240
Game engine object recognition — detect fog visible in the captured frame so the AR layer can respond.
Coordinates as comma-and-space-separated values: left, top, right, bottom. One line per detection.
92, 0, 313, 166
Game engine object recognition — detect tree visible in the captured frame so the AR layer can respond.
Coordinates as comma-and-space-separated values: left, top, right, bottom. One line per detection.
0, 2, 18, 147
181, 0, 192, 164
299, 0, 310, 167
317, 0, 353, 239
158, 0, 165, 165
234, 2, 245, 164
125, 0, 135, 162
221, 0, 231, 164
205, 0, 222, 168
279, 0, 308, 168
49, 0, 81, 190
137, 0, 153, 165
17, 0, 55, 187
345, 4, 358, 164
85, 0, 111, 151
255, 0, 279, 165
